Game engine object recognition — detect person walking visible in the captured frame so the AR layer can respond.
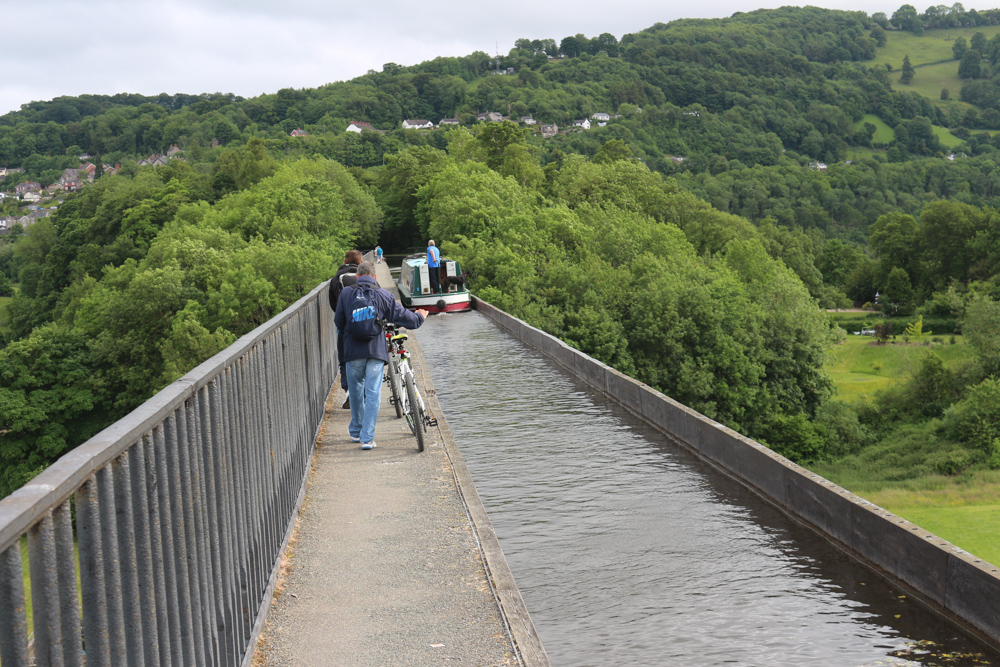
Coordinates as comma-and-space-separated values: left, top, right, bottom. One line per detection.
426, 239, 441, 294
334, 261, 428, 450
330, 249, 362, 409
375, 245, 383, 264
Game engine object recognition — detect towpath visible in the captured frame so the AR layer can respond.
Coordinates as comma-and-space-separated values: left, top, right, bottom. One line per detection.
252, 261, 526, 666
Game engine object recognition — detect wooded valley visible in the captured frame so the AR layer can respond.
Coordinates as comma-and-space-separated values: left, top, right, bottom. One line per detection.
2, 3, 1000, 561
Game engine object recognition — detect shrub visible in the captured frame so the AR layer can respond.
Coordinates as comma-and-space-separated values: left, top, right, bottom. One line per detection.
760, 411, 827, 462
944, 376, 1000, 467
815, 400, 871, 457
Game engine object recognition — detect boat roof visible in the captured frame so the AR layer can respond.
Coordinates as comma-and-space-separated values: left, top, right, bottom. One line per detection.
403, 253, 458, 267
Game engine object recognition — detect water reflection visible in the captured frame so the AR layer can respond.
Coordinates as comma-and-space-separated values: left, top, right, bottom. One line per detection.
416, 311, 997, 667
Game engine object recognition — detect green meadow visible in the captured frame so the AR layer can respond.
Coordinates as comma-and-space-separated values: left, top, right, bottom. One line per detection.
851, 113, 896, 143
848, 113, 962, 152
876, 24, 1000, 69
861, 471, 1000, 567
818, 326, 1000, 566
0, 295, 11, 335
824, 333, 971, 402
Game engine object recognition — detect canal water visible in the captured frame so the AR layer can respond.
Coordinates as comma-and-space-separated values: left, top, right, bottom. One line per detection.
415, 310, 998, 667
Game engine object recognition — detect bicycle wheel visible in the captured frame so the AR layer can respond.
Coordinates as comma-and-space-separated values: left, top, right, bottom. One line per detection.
403, 373, 426, 452
388, 354, 404, 418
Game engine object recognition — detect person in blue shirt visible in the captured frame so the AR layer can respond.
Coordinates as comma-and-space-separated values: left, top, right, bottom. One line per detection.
375, 245, 383, 264
334, 262, 427, 449
426, 239, 441, 293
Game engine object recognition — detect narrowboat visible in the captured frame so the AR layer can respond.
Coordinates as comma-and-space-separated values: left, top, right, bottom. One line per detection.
396, 254, 471, 313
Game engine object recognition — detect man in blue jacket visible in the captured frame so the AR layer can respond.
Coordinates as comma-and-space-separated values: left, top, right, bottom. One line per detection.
426, 239, 441, 294
334, 262, 427, 449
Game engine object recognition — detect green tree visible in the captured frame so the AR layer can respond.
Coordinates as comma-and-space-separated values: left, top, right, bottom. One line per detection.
883, 266, 914, 314
870, 26, 888, 47
959, 50, 982, 79
963, 294, 1000, 375
592, 139, 634, 164
971, 31, 987, 53
953, 36, 968, 60
213, 137, 279, 190
0, 325, 110, 498
900, 54, 915, 84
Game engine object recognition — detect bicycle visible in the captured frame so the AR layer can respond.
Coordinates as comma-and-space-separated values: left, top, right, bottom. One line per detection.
382, 321, 436, 451
382, 324, 404, 419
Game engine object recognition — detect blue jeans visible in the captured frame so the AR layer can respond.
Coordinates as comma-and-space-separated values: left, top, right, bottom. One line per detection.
346, 357, 385, 444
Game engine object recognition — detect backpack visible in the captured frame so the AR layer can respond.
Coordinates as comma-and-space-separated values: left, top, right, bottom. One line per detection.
329, 267, 358, 310
344, 283, 383, 341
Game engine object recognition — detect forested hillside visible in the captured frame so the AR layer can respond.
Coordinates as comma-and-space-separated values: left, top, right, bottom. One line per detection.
5, 5, 1000, 510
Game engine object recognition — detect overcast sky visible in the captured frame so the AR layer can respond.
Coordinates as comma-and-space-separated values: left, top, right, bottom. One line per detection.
4, 0, 906, 117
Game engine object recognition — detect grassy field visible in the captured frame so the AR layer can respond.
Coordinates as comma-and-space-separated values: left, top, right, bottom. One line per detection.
824, 333, 972, 402
819, 326, 1000, 566
0, 294, 11, 335
848, 112, 962, 154
853, 471, 1000, 566
875, 25, 1000, 69
851, 113, 895, 143
932, 122, 965, 148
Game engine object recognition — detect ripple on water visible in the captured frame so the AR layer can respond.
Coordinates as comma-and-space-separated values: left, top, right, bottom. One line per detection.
417, 312, 998, 667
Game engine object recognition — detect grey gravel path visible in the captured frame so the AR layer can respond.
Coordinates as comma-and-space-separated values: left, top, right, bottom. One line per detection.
254, 263, 518, 667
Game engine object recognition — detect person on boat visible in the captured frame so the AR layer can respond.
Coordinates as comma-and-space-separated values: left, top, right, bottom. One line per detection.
375, 245, 383, 264
334, 261, 428, 450
426, 239, 441, 294
330, 249, 362, 409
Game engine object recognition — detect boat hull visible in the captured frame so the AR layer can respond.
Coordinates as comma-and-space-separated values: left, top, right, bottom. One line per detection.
398, 288, 471, 313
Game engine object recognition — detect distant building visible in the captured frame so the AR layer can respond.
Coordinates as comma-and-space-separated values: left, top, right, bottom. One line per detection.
540, 124, 558, 138
808, 161, 828, 171
15, 181, 41, 195
402, 119, 434, 130
167, 144, 183, 158
346, 121, 375, 133
290, 128, 307, 137
572, 118, 591, 130
477, 111, 503, 122
138, 154, 168, 167
520, 116, 537, 125
439, 117, 460, 125
591, 112, 610, 121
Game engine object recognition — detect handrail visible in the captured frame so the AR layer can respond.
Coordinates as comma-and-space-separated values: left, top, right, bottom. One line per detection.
0, 280, 337, 667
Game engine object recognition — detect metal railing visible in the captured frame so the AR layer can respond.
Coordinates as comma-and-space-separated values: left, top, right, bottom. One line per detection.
0, 280, 337, 667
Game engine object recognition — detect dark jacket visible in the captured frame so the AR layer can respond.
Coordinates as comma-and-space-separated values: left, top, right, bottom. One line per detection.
329, 263, 359, 312
334, 276, 425, 363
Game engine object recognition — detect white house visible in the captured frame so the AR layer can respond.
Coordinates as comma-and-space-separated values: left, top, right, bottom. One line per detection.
346, 121, 375, 133
591, 112, 610, 121
402, 119, 434, 130
520, 116, 537, 125
572, 119, 591, 130
439, 117, 460, 125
